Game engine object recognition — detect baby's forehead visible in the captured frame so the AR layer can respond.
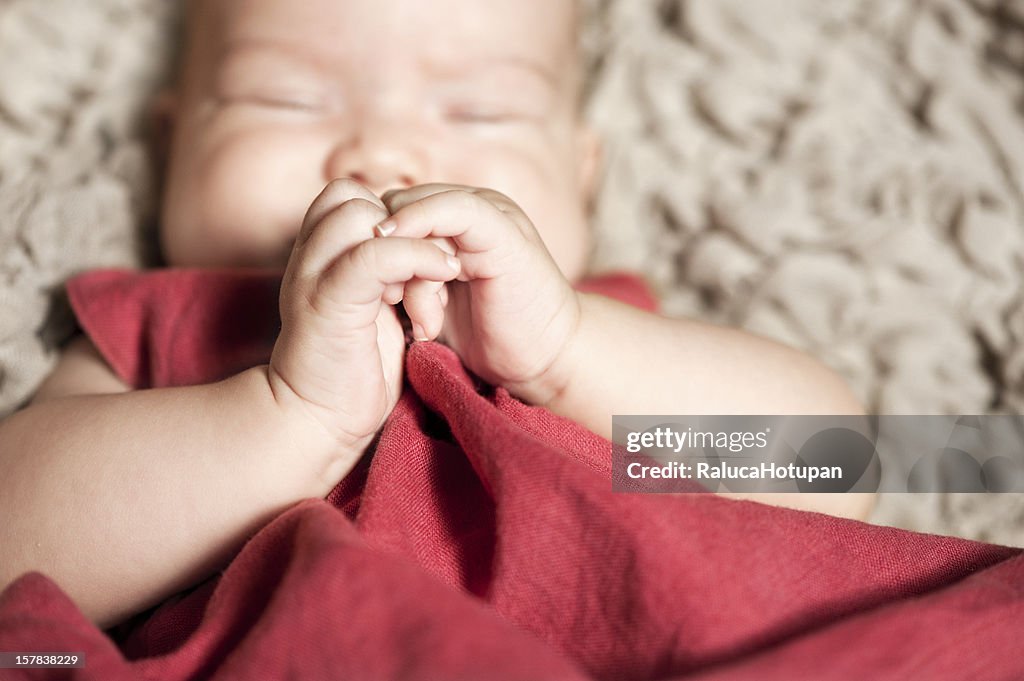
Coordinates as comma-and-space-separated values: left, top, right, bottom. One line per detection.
195, 0, 578, 68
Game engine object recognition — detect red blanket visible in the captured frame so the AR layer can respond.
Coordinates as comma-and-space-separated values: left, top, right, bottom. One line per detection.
1, 267, 1022, 680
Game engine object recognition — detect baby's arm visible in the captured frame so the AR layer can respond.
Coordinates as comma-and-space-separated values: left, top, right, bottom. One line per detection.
544, 293, 863, 425
374, 185, 873, 521
538, 294, 876, 520
0, 179, 459, 629
0, 334, 340, 629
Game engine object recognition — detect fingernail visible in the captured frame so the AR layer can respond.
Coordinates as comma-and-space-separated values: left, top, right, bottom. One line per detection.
412, 323, 428, 342
375, 220, 396, 237
445, 255, 461, 273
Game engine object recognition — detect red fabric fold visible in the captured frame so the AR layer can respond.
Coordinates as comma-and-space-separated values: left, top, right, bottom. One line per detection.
1, 267, 1022, 680
64, 267, 285, 389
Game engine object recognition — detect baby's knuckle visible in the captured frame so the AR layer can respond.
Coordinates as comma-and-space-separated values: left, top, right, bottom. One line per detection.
290, 236, 324, 270
300, 281, 327, 319
340, 197, 386, 220
340, 196, 380, 209
348, 239, 381, 273
315, 197, 381, 228
375, 244, 406, 272
479, 187, 513, 205
452, 188, 480, 206
322, 177, 378, 205
324, 177, 366, 194
279, 273, 326, 327
440, 189, 484, 216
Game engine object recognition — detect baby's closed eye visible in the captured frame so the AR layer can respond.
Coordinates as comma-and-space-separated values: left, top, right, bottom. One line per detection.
214, 45, 338, 114
435, 74, 554, 126
443, 99, 535, 124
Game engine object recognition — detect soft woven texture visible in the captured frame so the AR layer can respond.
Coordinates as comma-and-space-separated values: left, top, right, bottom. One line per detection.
0, 1, 1023, 540
1, 267, 1021, 681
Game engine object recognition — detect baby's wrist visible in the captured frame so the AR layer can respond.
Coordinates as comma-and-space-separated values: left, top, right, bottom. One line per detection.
508, 291, 587, 410
514, 293, 617, 439
263, 364, 370, 494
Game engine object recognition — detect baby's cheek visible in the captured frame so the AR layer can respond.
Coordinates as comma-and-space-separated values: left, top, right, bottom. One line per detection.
195, 128, 329, 264
203, 129, 324, 229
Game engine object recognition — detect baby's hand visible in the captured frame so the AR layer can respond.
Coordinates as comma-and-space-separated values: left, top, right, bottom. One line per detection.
269, 179, 462, 471
379, 185, 580, 407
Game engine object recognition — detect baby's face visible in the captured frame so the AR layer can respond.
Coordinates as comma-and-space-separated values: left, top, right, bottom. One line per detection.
159, 0, 599, 281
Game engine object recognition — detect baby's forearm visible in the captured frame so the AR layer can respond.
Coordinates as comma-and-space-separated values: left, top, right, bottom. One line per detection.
0, 366, 338, 629
542, 294, 874, 520
546, 293, 864, 437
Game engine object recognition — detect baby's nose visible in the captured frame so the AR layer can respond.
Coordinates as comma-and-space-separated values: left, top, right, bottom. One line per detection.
323, 120, 425, 195
343, 169, 415, 196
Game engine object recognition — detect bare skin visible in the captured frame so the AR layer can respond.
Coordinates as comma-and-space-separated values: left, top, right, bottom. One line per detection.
0, 0, 873, 629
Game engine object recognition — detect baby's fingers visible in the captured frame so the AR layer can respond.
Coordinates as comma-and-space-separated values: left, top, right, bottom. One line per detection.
296, 197, 387, 279
403, 278, 447, 341
317, 238, 460, 326
380, 237, 456, 307
382, 283, 405, 306
375, 190, 516, 255
298, 178, 385, 248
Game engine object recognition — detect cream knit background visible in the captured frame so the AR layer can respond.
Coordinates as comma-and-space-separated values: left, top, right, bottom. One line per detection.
1, 0, 1023, 543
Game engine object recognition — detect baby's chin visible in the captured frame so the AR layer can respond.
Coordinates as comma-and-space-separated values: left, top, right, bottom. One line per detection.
158, 243, 288, 271
159, 219, 297, 270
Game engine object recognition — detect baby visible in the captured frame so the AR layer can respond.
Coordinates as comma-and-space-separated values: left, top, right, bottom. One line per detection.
0, 0, 873, 629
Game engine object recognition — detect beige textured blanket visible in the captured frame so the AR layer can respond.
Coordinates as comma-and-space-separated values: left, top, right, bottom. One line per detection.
1, 0, 1023, 543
